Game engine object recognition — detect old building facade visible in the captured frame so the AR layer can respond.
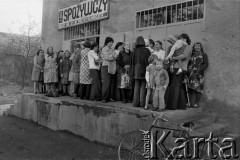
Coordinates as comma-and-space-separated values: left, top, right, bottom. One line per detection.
41, 0, 240, 132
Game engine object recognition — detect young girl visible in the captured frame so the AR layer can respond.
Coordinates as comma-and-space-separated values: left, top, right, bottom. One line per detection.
152, 60, 169, 111
165, 34, 189, 75
144, 54, 158, 110
60, 50, 72, 96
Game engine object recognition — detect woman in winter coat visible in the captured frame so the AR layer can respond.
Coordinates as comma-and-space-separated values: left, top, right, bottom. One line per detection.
60, 50, 72, 96
117, 42, 132, 103
31, 49, 45, 94
130, 36, 151, 107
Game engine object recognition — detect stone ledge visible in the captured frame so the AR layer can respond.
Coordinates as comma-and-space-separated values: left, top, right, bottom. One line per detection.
6, 93, 226, 146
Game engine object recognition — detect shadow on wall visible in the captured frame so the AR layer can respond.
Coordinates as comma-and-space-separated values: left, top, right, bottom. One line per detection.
201, 95, 240, 134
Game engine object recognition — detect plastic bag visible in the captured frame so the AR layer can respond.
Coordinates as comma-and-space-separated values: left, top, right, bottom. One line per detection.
120, 71, 131, 89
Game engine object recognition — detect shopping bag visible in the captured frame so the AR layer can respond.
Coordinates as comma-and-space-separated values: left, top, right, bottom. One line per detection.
120, 71, 131, 89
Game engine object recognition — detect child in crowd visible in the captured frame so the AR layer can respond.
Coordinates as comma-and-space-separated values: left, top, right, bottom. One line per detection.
165, 34, 188, 75
60, 50, 72, 96
152, 60, 169, 111
144, 39, 155, 53
144, 54, 158, 110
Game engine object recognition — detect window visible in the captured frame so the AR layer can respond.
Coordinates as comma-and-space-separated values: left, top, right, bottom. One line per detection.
136, 0, 204, 29
64, 21, 100, 40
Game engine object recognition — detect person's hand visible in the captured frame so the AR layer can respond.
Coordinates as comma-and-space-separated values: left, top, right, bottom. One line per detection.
124, 65, 130, 69
165, 57, 170, 61
163, 85, 167, 90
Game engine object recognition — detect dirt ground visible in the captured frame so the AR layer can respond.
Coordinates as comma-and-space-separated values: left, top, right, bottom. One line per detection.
0, 115, 117, 160
0, 82, 118, 160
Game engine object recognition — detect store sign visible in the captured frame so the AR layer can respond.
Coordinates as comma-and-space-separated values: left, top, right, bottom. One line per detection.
58, 0, 109, 29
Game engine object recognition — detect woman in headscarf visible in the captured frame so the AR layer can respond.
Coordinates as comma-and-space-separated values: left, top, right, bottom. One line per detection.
117, 42, 132, 103
44, 46, 58, 92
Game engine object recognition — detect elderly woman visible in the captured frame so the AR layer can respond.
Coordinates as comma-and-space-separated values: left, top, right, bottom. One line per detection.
31, 49, 45, 94
101, 37, 118, 103
79, 41, 92, 100
44, 46, 58, 92
117, 42, 132, 103
165, 33, 192, 110
188, 42, 208, 108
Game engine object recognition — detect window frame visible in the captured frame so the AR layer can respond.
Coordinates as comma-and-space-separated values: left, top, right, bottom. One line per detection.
135, 0, 204, 30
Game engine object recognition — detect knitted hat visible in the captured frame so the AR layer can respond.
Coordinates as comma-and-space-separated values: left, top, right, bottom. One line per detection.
167, 35, 178, 44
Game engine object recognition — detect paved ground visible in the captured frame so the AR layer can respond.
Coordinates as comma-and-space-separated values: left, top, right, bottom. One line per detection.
0, 115, 118, 160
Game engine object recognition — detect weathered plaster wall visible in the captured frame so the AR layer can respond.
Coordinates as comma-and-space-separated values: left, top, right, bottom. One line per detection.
41, 0, 70, 51
201, 0, 240, 133
41, 0, 240, 129
7, 94, 225, 146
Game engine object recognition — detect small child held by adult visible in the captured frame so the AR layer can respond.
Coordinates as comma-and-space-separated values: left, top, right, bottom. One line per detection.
144, 54, 158, 110
60, 50, 72, 96
165, 34, 189, 75
152, 60, 169, 111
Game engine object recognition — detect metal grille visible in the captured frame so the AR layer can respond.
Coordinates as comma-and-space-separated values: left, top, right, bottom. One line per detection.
136, 0, 204, 28
64, 21, 100, 40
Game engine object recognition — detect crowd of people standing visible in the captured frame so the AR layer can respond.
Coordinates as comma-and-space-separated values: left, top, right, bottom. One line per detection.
31, 33, 208, 110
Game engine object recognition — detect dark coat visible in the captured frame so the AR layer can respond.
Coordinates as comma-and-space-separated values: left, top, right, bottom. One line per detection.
117, 50, 132, 88
60, 58, 72, 84
130, 36, 151, 80
117, 50, 131, 73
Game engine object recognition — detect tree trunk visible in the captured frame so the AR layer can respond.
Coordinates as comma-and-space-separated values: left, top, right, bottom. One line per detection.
21, 71, 25, 89
21, 58, 28, 89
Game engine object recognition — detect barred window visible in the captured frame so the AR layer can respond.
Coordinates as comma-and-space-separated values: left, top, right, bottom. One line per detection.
64, 21, 100, 41
136, 0, 204, 28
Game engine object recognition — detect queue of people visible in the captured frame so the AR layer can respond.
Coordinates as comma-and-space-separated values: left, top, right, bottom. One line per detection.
31, 33, 208, 111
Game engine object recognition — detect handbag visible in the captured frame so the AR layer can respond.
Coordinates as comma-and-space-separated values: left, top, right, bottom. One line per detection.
120, 70, 131, 89
45, 88, 59, 97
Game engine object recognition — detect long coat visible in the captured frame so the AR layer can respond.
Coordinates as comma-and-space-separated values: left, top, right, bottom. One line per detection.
130, 36, 151, 80
44, 53, 58, 83
60, 58, 72, 84
31, 55, 44, 81
116, 50, 132, 88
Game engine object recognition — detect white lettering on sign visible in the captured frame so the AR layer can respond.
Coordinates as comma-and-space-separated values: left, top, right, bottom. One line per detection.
58, 0, 109, 29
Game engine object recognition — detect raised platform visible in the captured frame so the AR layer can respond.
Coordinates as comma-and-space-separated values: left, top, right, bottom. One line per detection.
4, 93, 227, 146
